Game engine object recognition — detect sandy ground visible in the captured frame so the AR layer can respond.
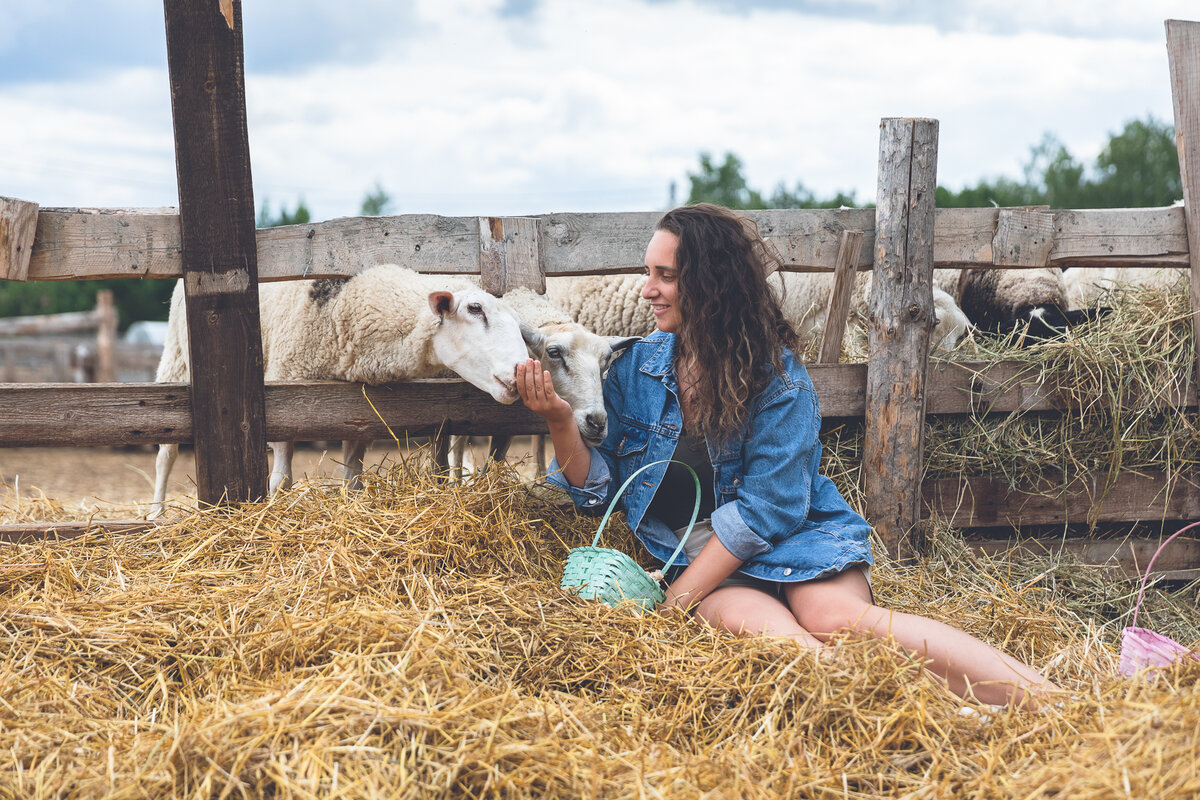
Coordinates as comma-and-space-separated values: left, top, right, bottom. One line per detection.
0, 437, 549, 519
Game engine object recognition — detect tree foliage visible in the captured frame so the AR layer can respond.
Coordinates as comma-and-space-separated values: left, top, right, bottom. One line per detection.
359, 182, 393, 216
937, 116, 1180, 209
685, 152, 859, 209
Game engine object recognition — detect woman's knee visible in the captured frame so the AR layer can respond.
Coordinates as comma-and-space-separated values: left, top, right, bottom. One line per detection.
787, 585, 874, 637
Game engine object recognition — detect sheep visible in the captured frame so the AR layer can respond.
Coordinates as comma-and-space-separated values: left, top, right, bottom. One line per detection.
544, 272, 973, 353
939, 266, 1110, 340
447, 286, 638, 474
1064, 266, 1187, 310
149, 265, 533, 518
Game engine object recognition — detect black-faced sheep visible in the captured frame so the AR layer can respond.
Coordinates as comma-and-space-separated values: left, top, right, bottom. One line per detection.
946, 267, 1101, 340
149, 265, 533, 517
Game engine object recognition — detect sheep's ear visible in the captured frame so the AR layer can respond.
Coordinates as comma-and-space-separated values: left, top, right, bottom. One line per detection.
520, 323, 545, 352
429, 291, 455, 318
607, 336, 639, 354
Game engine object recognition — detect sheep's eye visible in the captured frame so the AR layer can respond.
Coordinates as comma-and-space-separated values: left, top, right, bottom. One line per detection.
467, 302, 484, 315
546, 346, 564, 359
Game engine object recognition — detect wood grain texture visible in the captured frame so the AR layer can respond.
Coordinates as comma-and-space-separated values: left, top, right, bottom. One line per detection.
479, 217, 543, 294
164, 0, 268, 507
0, 195, 39, 281
863, 118, 939, 560
1167, 20, 1200, 408
924, 471, 1200, 529
816, 229, 863, 364
18, 206, 1192, 282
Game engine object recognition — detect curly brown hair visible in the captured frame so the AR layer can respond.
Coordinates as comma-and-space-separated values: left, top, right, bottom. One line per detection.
655, 204, 798, 442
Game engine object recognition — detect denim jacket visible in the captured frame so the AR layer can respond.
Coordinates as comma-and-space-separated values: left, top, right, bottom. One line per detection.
547, 331, 874, 583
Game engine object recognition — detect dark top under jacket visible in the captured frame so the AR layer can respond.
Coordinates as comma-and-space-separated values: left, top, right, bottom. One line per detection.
646, 431, 716, 531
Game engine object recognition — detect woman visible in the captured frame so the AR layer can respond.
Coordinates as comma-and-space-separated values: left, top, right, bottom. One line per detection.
517, 203, 1058, 708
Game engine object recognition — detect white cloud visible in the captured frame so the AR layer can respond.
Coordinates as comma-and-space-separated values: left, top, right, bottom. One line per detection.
2, 0, 1197, 218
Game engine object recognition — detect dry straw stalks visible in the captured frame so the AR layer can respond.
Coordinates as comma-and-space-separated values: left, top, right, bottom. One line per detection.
1, 276, 1199, 797
1, 457, 1199, 799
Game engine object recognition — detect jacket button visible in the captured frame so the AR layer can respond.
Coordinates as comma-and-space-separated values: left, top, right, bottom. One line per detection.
783, 568, 792, 576
733, 478, 742, 487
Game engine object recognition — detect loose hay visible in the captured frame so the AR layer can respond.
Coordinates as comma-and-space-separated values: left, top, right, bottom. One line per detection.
2, 461, 1199, 799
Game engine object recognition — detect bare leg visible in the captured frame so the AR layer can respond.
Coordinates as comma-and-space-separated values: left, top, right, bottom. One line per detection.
340, 439, 369, 489
786, 569, 1060, 708
149, 442, 178, 519
268, 441, 294, 495
694, 585, 823, 649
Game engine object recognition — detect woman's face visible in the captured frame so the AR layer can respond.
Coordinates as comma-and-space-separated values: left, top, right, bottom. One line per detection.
642, 229, 682, 334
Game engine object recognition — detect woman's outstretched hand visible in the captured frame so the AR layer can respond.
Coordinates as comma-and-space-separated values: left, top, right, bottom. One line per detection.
516, 359, 574, 425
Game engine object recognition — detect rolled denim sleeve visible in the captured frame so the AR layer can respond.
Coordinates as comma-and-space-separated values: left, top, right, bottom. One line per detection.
546, 446, 613, 512
709, 374, 820, 559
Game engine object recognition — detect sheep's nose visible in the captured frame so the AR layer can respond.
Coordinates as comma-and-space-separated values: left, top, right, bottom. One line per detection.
584, 413, 606, 436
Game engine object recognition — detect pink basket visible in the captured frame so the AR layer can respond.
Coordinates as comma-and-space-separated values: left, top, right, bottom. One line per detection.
1119, 521, 1200, 677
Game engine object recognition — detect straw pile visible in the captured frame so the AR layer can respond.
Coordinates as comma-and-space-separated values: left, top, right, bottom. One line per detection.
2, 458, 1199, 799
821, 277, 1200, 519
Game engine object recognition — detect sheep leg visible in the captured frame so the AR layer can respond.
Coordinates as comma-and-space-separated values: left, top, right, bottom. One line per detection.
149, 443, 178, 519
534, 434, 546, 477
269, 441, 294, 495
488, 435, 512, 464
448, 434, 469, 479
340, 439, 369, 489
431, 429, 451, 476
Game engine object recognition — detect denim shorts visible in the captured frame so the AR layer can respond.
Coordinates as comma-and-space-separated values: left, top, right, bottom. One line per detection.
665, 519, 872, 601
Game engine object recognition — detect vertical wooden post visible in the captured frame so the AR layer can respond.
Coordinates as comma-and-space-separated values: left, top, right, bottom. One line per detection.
0, 196, 39, 281
816, 229, 864, 365
94, 289, 117, 383
1166, 20, 1200, 407
863, 118, 939, 561
163, 0, 267, 507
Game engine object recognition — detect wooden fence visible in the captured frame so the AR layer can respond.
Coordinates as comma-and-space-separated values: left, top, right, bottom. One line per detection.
1, 4, 1200, 578
0, 290, 160, 383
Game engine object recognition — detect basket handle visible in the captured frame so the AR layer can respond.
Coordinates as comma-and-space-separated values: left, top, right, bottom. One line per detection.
1130, 519, 1200, 628
590, 458, 702, 576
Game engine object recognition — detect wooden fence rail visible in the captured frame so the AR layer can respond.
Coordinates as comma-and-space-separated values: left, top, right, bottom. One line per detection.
3, 6, 1200, 576
2, 204, 1190, 283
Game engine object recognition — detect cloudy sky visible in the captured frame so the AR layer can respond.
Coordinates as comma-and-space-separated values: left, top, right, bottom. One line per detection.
2, 0, 1198, 221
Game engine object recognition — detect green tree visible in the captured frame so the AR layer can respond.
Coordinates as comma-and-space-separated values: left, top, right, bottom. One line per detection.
685, 152, 859, 209
360, 182, 393, 216
937, 116, 1180, 209
686, 152, 766, 209
1092, 116, 1181, 207
256, 198, 311, 228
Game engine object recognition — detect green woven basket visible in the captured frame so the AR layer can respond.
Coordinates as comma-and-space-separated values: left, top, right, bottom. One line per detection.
561, 459, 701, 613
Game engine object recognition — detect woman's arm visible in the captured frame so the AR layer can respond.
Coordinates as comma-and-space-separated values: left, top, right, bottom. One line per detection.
662, 533, 744, 610
516, 358, 590, 487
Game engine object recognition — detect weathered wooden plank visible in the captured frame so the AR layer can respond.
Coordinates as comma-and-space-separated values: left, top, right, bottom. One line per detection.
816, 229, 863, 364
968, 535, 1200, 580
479, 217, 544, 294
0, 361, 1192, 445
0, 309, 101, 337
255, 214, 480, 280
864, 117, 939, 560
0, 520, 158, 544
17, 205, 1195, 282
24, 207, 183, 280
1052, 207, 1190, 268
924, 471, 1200, 528
993, 208, 1054, 266
164, 0, 268, 508
0, 381, 547, 446
1168, 20, 1200, 409
0, 196, 39, 281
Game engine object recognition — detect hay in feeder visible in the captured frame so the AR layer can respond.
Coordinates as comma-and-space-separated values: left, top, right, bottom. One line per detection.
2, 459, 1199, 799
